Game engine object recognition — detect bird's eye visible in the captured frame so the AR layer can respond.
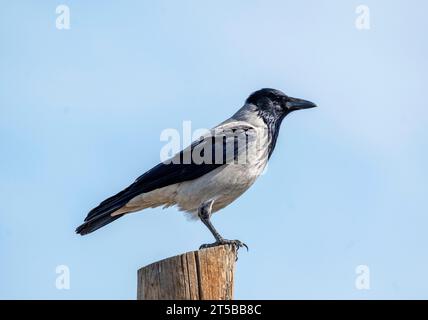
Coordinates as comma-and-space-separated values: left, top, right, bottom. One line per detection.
274, 102, 282, 110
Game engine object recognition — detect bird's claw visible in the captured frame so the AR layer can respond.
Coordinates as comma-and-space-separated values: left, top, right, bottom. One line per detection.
199, 239, 248, 252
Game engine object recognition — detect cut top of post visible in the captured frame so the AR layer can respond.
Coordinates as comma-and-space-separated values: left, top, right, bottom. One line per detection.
137, 245, 237, 300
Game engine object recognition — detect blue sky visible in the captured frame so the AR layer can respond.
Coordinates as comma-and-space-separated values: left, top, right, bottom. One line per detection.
1, 0, 427, 299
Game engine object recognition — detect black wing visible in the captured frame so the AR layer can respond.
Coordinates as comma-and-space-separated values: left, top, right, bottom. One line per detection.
76, 124, 255, 235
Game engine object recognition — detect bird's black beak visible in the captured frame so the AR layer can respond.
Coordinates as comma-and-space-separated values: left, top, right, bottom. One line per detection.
286, 97, 317, 111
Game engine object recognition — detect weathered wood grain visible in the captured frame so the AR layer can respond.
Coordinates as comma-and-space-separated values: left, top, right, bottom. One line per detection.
137, 245, 237, 300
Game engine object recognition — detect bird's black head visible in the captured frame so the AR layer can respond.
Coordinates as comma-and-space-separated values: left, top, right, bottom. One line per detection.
246, 88, 317, 158
246, 88, 317, 125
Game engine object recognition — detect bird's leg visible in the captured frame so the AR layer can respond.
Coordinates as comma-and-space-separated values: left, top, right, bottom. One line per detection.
198, 200, 248, 251
199, 200, 223, 243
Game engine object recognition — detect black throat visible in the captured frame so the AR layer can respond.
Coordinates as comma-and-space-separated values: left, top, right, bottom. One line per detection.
257, 109, 287, 159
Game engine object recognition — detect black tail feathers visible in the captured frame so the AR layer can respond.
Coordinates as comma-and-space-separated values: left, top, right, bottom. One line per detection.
75, 214, 122, 235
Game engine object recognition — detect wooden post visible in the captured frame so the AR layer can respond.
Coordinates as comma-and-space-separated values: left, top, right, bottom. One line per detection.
137, 245, 237, 300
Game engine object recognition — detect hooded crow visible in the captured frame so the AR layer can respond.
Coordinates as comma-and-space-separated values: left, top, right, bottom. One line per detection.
76, 88, 317, 249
